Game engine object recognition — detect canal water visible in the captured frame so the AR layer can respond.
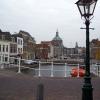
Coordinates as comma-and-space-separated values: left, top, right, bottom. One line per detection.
34, 65, 76, 77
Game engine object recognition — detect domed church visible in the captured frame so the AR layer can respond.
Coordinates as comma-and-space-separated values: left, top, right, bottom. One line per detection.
51, 30, 63, 59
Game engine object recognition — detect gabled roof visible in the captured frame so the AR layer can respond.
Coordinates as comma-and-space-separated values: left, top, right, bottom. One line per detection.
11, 33, 22, 38
0, 29, 11, 41
19, 30, 36, 43
0, 29, 11, 36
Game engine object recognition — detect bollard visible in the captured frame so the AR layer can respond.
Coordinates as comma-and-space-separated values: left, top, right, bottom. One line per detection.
37, 83, 44, 100
77, 64, 80, 77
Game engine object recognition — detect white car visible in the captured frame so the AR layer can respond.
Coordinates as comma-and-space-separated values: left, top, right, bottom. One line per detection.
24, 60, 37, 64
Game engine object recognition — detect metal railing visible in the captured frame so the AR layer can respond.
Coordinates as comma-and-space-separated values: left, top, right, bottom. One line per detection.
0, 56, 100, 77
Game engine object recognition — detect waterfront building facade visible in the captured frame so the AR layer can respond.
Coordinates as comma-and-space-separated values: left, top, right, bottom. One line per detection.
35, 30, 63, 60
40, 41, 54, 59
35, 43, 50, 59
0, 29, 23, 63
0, 30, 11, 63
18, 30, 36, 60
90, 39, 100, 61
11, 33, 23, 57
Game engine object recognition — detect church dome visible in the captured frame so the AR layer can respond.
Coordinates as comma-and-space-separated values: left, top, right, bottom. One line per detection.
52, 30, 62, 41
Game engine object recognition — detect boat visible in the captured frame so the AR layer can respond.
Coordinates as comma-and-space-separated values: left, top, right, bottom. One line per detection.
71, 67, 85, 77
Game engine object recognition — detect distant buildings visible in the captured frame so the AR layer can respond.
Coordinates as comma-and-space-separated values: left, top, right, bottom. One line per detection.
35, 42, 50, 59
63, 42, 85, 59
35, 30, 85, 60
52, 30, 63, 59
1, 28, 100, 63
35, 30, 63, 59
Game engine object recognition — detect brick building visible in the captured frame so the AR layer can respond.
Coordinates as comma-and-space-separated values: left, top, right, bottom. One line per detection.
90, 39, 100, 60
35, 43, 50, 59
18, 30, 36, 60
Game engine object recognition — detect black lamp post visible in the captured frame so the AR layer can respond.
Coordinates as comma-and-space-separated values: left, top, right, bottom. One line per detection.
75, 0, 98, 100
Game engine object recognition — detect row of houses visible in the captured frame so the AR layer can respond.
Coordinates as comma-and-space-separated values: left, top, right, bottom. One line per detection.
0, 29, 100, 63
0, 29, 85, 63
34, 30, 86, 60
0, 29, 23, 63
0, 29, 36, 63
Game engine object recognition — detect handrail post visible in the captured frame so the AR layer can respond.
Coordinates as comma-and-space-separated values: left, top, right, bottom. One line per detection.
0, 55, 4, 69
39, 61, 41, 77
51, 62, 54, 77
64, 63, 67, 77
18, 57, 21, 73
77, 64, 80, 77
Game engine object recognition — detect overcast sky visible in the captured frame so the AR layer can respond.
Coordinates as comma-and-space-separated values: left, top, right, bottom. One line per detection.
0, 0, 100, 47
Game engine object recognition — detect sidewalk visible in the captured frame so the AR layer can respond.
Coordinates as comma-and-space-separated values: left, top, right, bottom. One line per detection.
0, 70, 100, 100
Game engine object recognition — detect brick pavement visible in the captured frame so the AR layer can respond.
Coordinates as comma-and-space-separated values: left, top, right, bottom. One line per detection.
0, 70, 100, 100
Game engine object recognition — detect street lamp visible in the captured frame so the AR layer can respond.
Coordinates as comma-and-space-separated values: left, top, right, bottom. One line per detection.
75, 0, 98, 100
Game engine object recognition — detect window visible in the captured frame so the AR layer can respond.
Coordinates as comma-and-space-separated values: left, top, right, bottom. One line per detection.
3, 45, 5, 52
5, 57, 8, 62
20, 40, 22, 45
18, 39, 20, 44
18, 38, 23, 45
10, 44, 17, 53
18, 48, 21, 53
6, 45, 8, 52
20, 48, 22, 53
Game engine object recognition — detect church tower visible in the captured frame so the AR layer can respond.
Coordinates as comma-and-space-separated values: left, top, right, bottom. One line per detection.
75, 42, 78, 54
52, 30, 63, 59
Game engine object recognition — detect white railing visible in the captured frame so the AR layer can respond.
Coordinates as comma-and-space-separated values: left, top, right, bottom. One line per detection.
0, 56, 100, 77
91, 64, 100, 77
36, 61, 71, 77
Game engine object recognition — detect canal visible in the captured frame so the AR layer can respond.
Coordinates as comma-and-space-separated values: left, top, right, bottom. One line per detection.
34, 64, 76, 77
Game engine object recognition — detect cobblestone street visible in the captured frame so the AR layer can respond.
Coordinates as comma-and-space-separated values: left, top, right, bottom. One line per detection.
0, 70, 100, 100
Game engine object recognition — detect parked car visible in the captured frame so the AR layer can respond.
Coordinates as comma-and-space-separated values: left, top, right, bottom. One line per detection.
24, 60, 38, 65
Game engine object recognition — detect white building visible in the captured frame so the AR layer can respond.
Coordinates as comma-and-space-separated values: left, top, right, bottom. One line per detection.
0, 30, 11, 63
0, 30, 23, 64
17, 37, 23, 55
0, 41, 10, 63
